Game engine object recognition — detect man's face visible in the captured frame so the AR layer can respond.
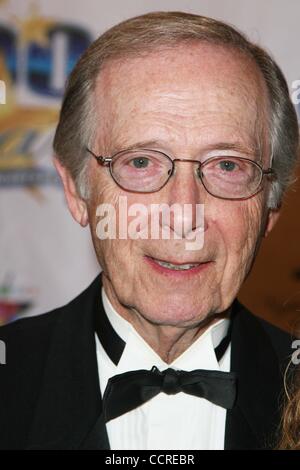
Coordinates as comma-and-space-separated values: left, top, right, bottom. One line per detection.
86, 43, 274, 327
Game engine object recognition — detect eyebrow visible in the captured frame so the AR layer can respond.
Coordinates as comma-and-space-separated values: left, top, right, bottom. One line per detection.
202, 142, 260, 157
110, 140, 164, 154
111, 139, 260, 158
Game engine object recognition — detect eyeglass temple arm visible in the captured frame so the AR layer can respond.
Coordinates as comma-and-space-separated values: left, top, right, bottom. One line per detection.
263, 168, 276, 177
86, 147, 111, 165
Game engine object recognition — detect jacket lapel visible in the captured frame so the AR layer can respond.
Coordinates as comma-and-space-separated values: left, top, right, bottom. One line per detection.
225, 301, 287, 449
26, 275, 110, 450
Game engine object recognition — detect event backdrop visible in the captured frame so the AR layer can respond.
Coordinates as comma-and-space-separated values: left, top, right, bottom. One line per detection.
0, 0, 299, 329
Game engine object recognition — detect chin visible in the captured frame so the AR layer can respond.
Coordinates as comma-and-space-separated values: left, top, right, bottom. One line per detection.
136, 298, 210, 327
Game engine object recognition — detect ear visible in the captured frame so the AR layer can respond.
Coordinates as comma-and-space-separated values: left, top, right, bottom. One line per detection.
53, 157, 89, 227
263, 207, 281, 237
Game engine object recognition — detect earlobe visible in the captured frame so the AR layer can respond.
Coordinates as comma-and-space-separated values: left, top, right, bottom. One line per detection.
263, 207, 281, 237
53, 157, 89, 227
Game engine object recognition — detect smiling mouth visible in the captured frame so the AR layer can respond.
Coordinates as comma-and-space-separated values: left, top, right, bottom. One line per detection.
146, 256, 209, 272
154, 259, 200, 271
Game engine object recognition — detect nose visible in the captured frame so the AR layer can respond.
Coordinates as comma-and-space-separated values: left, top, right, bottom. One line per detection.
161, 159, 208, 239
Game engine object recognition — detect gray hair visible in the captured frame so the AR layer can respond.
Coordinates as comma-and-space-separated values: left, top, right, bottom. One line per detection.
53, 11, 299, 208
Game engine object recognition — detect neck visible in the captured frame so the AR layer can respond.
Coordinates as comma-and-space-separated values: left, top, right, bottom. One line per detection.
102, 275, 228, 363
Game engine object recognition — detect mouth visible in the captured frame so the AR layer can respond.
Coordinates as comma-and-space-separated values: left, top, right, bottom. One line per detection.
153, 259, 200, 270
145, 256, 212, 276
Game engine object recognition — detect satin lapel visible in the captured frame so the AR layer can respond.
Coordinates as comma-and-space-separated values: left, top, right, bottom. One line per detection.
225, 301, 286, 450
26, 275, 110, 450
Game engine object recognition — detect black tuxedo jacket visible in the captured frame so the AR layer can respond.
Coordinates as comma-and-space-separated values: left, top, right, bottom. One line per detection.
0, 275, 292, 450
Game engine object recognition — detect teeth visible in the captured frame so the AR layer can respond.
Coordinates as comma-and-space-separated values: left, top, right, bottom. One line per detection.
156, 260, 200, 270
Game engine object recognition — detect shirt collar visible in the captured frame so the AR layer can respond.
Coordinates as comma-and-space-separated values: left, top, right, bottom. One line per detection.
101, 286, 230, 372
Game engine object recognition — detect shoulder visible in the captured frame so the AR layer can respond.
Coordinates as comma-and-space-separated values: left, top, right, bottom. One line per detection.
0, 308, 60, 376
0, 275, 101, 449
0, 274, 101, 356
233, 299, 293, 364
0, 273, 102, 377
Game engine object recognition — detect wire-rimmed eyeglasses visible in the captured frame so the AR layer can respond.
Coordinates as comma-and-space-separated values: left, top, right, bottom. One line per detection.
86, 147, 276, 200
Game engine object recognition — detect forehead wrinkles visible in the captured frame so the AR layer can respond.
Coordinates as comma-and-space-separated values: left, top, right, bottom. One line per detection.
94, 45, 269, 154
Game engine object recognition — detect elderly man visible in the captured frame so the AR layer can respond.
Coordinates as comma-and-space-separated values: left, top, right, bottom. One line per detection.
0, 12, 298, 450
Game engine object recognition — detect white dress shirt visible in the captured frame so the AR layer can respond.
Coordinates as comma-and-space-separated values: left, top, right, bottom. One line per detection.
95, 288, 231, 450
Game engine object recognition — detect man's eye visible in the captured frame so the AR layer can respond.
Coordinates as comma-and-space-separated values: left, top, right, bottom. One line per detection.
131, 157, 150, 169
219, 160, 237, 172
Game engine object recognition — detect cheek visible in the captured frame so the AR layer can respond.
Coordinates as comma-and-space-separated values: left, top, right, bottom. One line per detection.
206, 200, 265, 307
87, 179, 143, 274
213, 199, 264, 262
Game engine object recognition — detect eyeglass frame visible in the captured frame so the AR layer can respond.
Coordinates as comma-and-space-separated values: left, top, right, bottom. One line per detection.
86, 146, 276, 200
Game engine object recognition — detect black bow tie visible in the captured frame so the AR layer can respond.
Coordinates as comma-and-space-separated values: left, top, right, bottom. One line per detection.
95, 296, 236, 423
102, 365, 237, 422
